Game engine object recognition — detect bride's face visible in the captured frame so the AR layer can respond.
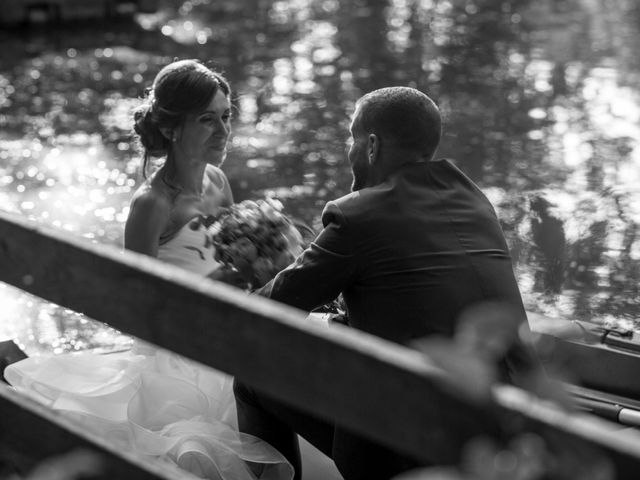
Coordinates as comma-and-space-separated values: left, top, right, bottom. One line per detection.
176, 90, 232, 166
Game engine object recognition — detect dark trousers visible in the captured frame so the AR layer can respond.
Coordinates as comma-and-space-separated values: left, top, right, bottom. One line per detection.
233, 379, 421, 480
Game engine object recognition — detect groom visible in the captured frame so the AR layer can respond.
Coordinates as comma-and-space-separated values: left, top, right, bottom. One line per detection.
234, 87, 537, 479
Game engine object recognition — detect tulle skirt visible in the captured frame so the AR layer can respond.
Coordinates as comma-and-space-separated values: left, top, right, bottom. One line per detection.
4, 341, 293, 480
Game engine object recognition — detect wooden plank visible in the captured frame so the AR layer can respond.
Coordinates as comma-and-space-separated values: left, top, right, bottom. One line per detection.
0, 212, 491, 465
0, 0, 157, 24
0, 1, 27, 24
0, 384, 192, 479
495, 385, 640, 478
59, 0, 108, 22
3, 212, 640, 475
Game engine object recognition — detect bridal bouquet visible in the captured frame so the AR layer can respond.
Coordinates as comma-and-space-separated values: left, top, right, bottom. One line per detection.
209, 198, 307, 288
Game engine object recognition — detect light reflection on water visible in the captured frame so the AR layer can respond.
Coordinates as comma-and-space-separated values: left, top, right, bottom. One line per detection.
0, 283, 132, 356
0, 135, 136, 355
2, 0, 640, 354
1, 136, 135, 241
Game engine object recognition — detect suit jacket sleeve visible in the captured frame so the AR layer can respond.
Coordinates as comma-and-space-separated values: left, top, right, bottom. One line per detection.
256, 201, 357, 311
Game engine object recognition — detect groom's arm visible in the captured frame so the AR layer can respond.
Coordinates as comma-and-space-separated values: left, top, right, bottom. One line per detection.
257, 201, 357, 311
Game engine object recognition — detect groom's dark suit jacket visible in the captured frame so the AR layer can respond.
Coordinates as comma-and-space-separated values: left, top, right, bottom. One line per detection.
261, 158, 535, 377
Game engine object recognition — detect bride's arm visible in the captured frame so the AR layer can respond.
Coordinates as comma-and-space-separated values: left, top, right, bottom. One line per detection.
124, 189, 172, 257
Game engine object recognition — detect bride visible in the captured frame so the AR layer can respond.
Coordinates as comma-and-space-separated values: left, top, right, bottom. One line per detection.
5, 59, 293, 480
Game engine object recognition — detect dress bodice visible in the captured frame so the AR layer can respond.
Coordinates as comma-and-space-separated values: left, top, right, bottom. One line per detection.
157, 215, 221, 277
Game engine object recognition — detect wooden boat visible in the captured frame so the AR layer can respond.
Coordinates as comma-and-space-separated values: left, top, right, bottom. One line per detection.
530, 313, 640, 426
2, 211, 640, 478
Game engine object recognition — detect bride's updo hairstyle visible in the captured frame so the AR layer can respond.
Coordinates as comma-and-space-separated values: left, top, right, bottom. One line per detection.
133, 59, 231, 177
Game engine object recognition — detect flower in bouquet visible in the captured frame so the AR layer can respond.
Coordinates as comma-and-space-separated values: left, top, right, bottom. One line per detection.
209, 198, 306, 287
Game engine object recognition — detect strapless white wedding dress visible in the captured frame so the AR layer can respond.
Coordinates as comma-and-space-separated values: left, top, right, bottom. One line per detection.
4, 216, 294, 480
157, 215, 222, 278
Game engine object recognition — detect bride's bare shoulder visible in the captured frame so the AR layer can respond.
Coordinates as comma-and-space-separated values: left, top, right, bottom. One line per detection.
205, 165, 227, 186
128, 180, 173, 221
205, 165, 233, 204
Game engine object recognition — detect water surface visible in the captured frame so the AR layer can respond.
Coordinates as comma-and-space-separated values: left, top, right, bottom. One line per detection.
1, 0, 640, 353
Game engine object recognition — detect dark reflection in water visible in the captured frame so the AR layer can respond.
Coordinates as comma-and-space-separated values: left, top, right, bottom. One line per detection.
2, 0, 640, 353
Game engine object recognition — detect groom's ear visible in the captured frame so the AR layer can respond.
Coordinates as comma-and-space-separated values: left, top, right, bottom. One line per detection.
367, 134, 379, 166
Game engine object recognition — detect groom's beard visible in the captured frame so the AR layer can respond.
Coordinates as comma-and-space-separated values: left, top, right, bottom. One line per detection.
350, 163, 370, 192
